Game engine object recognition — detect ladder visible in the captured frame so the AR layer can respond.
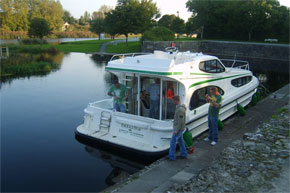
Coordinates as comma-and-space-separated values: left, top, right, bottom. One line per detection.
99, 111, 111, 131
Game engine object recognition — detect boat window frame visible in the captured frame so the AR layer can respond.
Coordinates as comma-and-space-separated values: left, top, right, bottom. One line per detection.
189, 86, 224, 111
199, 59, 225, 73
231, 76, 253, 87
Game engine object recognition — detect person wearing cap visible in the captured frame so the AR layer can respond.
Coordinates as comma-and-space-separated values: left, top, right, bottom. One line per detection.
108, 79, 129, 113
168, 96, 187, 160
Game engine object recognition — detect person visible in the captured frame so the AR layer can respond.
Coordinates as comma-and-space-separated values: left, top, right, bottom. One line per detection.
146, 79, 160, 119
166, 82, 175, 119
107, 79, 129, 113
204, 87, 222, 146
168, 96, 187, 160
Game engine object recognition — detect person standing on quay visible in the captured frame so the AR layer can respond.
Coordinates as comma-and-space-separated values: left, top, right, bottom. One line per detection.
204, 87, 222, 146
168, 96, 187, 160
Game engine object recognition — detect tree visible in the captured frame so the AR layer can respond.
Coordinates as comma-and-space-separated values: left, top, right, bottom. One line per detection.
92, 5, 112, 20
0, 0, 29, 31
28, 18, 52, 40
186, 0, 289, 41
158, 14, 176, 29
91, 5, 112, 40
171, 17, 185, 37
63, 10, 75, 25
29, 0, 64, 31
105, 0, 160, 46
91, 18, 105, 40
142, 26, 175, 41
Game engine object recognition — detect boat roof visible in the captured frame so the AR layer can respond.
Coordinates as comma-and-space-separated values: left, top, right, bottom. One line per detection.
106, 51, 219, 76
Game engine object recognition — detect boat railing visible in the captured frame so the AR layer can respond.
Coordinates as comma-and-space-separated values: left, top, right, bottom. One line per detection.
110, 53, 150, 61
220, 59, 250, 70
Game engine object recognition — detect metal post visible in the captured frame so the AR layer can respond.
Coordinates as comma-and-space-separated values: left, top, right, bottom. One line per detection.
159, 78, 163, 120
137, 75, 140, 116
6, 47, 9, 57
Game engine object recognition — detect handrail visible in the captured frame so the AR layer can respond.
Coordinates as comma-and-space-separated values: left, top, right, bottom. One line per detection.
110, 53, 150, 61
220, 59, 250, 70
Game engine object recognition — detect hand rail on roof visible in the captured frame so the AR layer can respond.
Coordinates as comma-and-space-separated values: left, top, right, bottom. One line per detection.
110, 53, 151, 61
220, 59, 250, 70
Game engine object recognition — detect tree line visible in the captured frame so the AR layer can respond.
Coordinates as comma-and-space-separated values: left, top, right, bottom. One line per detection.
1, 0, 289, 43
0, 0, 63, 31
185, 0, 290, 42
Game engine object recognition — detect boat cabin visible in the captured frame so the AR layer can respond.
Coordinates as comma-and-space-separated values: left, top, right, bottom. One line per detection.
104, 50, 227, 121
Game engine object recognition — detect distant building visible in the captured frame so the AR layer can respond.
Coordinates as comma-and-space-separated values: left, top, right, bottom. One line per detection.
62, 22, 70, 31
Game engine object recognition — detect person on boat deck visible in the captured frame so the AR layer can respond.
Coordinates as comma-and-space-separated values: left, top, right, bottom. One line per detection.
168, 96, 187, 160
204, 87, 222, 146
166, 82, 175, 119
146, 79, 160, 119
107, 79, 129, 113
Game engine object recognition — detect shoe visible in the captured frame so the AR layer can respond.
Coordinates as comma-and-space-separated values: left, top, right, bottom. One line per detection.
167, 157, 175, 161
204, 138, 210, 142
211, 141, 217, 146
177, 155, 187, 159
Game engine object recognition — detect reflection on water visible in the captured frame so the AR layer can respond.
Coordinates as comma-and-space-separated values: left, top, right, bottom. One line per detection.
84, 145, 144, 186
0, 52, 65, 86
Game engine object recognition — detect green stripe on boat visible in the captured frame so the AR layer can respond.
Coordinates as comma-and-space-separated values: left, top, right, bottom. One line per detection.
189, 73, 249, 88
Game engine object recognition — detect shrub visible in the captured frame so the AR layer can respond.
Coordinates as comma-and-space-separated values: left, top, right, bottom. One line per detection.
141, 27, 175, 41
22, 39, 48, 45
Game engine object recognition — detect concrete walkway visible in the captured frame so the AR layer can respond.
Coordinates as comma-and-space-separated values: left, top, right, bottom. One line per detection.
104, 84, 289, 193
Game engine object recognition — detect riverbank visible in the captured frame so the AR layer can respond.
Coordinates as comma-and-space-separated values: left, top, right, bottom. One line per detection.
5, 39, 113, 54
103, 84, 289, 193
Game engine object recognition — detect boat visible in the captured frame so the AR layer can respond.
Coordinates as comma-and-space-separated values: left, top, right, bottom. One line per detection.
76, 47, 259, 157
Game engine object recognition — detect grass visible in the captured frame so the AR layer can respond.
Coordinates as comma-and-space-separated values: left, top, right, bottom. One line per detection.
55, 39, 113, 52
0, 53, 63, 78
105, 41, 141, 53
6, 39, 114, 54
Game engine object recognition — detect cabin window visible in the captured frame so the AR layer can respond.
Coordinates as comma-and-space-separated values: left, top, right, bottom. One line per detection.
231, 76, 252, 87
189, 86, 224, 110
199, 60, 225, 73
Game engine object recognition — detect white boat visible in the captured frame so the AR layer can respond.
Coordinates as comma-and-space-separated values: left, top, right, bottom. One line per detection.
76, 48, 259, 156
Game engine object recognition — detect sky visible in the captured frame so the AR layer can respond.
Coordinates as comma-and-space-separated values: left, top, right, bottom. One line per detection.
59, 0, 290, 21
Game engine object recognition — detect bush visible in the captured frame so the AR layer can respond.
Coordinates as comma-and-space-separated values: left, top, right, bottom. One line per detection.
22, 39, 48, 45
141, 27, 175, 41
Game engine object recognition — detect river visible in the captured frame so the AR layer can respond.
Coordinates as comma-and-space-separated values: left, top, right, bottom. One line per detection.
1, 52, 289, 192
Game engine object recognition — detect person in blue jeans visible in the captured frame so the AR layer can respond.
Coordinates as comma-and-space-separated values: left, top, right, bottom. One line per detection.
204, 87, 222, 146
168, 96, 187, 160
107, 79, 129, 113
146, 79, 160, 119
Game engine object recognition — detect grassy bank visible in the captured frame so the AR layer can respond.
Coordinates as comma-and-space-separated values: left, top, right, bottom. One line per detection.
105, 41, 141, 53
6, 39, 114, 54
0, 52, 64, 79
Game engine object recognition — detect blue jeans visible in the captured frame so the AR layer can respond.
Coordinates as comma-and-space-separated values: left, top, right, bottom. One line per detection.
114, 103, 126, 113
168, 130, 187, 160
149, 100, 159, 119
208, 116, 218, 142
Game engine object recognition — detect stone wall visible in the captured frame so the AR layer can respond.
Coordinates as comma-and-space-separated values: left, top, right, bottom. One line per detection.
142, 41, 290, 73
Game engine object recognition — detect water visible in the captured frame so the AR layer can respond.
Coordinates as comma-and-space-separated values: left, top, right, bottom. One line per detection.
1, 53, 141, 192
1, 52, 289, 192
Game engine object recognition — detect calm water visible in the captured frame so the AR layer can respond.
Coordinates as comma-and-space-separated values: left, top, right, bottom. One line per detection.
1, 52, 289, 192
1, 53, 139, 192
